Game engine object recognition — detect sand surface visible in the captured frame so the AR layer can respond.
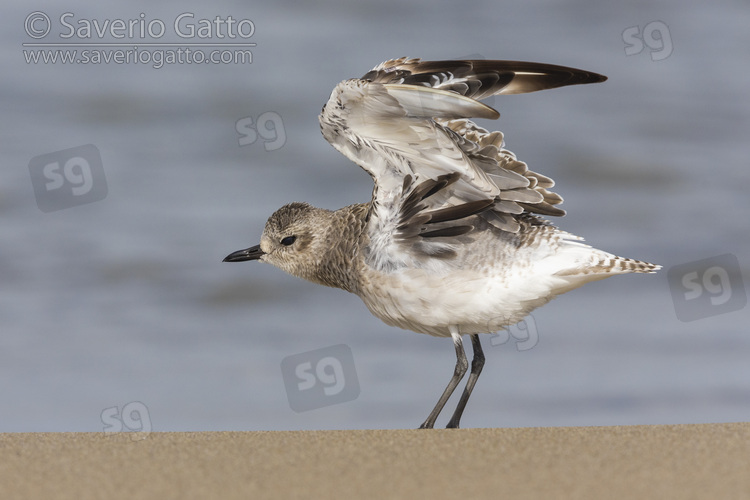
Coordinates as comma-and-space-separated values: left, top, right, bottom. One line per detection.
2, 423, 749, 499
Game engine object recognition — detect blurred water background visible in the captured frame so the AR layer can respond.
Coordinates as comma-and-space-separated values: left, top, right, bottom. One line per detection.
1, 0, 749, 431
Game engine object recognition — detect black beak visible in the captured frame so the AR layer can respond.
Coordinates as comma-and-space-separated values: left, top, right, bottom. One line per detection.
223, 244, 265, 262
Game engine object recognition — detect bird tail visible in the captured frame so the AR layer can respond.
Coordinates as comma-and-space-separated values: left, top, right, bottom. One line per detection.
538, 236, 660, 296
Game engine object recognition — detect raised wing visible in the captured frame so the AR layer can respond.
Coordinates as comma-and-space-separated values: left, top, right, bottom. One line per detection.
318, 58, 606, 270
361, 57, 607, 99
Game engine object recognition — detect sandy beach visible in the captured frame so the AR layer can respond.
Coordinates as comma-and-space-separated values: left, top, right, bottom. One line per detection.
1, 423, 748, 499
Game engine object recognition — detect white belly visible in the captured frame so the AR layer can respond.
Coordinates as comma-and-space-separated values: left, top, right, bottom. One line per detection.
356, 240, 619, 337
357, 266, 555, 337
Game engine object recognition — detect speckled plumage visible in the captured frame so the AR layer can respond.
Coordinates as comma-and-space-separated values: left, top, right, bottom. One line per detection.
224, 58, 660, 428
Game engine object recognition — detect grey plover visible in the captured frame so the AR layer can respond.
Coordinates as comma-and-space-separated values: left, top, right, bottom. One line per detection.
224, 58, 660, 428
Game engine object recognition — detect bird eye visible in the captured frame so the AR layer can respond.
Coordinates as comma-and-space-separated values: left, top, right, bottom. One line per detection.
280, 235, 296, 246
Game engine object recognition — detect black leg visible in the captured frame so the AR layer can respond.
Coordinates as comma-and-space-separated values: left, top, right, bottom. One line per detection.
419, 327, 468, 429
446, 334, 484, 429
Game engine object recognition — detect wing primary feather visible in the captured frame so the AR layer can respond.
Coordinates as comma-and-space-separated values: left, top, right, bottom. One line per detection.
364, 59, 607, 100
398, 202, 428, 226
383, 84, 500, 120
424, 199, 494, 224
517, 202, 566, 217
402, 174, 414, 193
419, 172, 461, 200
420, 225, 474, 238
398, 173, 461, 227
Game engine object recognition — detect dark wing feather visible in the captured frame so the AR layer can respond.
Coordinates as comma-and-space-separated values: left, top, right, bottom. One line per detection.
362, 58, 606, 100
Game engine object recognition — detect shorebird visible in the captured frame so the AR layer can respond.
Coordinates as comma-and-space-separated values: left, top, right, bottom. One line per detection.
224, 58, 660, 429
